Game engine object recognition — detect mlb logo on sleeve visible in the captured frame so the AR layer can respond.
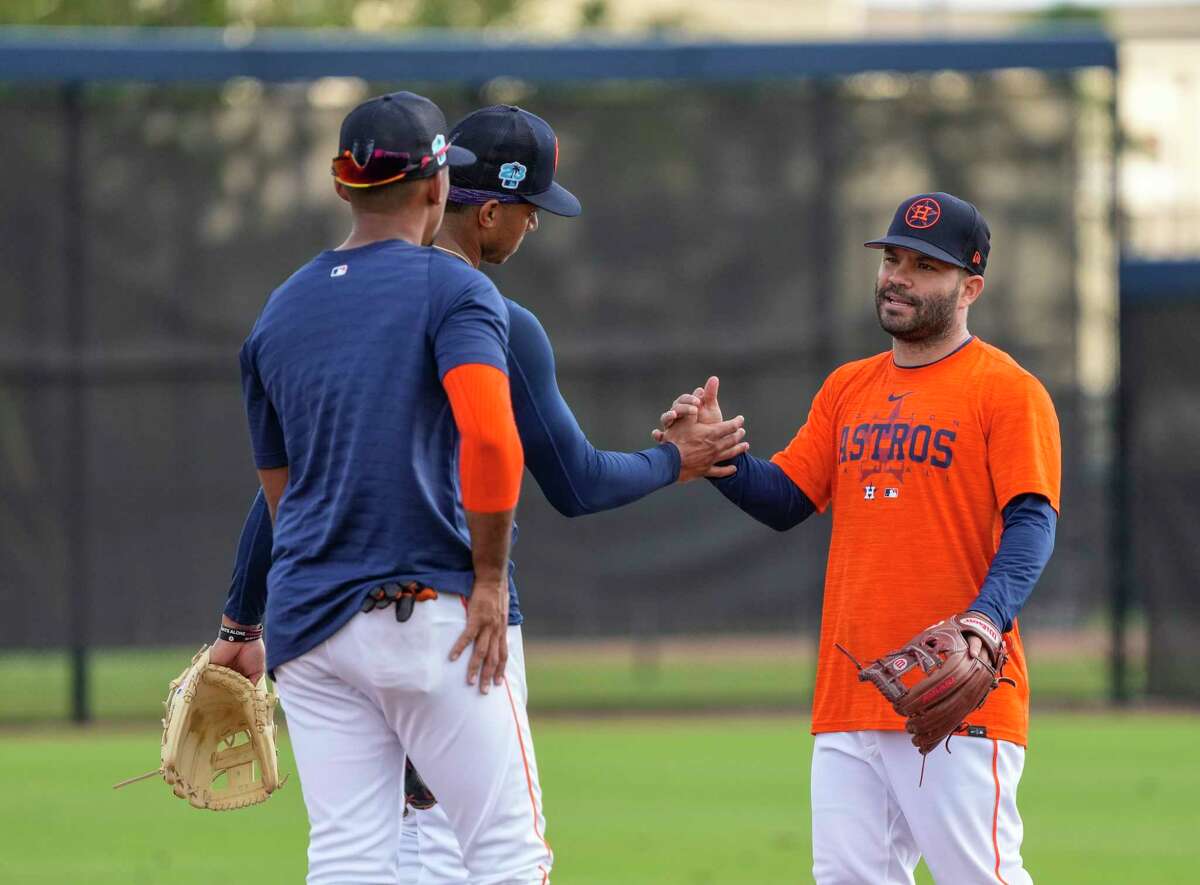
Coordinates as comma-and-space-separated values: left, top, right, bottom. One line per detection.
331, 265, 348, 278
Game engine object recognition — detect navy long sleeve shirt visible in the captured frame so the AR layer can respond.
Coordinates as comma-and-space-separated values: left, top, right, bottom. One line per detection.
709, 453, 1055, 631
225, 296, 680, 627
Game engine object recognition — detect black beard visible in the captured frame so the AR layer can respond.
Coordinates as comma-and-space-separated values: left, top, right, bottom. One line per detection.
874, 282, 959, 343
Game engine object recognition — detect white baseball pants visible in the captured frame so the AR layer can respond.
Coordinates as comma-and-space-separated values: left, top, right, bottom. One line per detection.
395, 625, 536, 885
275, 594, 552, 885
398, 803, 471, 884
811, 730, 1031, 884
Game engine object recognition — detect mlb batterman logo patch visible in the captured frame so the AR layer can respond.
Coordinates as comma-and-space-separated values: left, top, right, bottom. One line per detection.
331, 265, 348, 278
905, 197, 942, 229
499, 162, 527, 190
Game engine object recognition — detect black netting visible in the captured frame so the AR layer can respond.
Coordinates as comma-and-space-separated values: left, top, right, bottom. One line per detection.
0, 72, 1109, 648
1122, 295, 1200, 701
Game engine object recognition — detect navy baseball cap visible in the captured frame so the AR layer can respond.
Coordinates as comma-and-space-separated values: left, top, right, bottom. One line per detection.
333, 91, 475, 188
865, 192, 991, 276
448, 105, 581, 217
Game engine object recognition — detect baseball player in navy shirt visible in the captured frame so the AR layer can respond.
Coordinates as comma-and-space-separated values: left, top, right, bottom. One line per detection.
213, 97, 746, 884
216, 91, 544, 884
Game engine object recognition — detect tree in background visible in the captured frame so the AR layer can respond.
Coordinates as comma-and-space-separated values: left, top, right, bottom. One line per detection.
1, 0, 525, 29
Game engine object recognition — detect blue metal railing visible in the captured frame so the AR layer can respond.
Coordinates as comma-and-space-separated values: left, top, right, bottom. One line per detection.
1120, 259, 1200, 304
0, 27, 1116, 84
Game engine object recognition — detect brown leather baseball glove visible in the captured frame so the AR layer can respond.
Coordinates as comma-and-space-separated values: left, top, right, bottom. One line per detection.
836, 612, 1015, 767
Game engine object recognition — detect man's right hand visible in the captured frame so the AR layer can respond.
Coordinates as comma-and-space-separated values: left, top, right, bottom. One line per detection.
655, 376, 725, 435
449, 578, 509, 695
211, 633, 267, 681
210, 621, 266, 686
654, 377, 746, 480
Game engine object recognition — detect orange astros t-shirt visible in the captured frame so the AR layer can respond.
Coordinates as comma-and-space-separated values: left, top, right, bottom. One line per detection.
772, 337, 1060, 747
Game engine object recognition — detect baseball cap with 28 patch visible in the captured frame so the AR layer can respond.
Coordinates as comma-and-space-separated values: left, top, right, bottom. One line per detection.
865, 192, 991, 276
449, 105, 581, 217
333, 91, 475, 189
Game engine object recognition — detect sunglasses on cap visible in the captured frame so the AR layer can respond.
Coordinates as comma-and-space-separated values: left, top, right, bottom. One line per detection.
331, 137, 450, 189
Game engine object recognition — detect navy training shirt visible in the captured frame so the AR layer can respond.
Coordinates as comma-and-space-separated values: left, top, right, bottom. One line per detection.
240, 239, 511, 675
227, 293, 681, 648
708, 456, 1055, 630
504, 298, 679, 516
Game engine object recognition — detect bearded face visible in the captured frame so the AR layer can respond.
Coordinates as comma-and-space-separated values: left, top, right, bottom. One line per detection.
874, 270, 964, 343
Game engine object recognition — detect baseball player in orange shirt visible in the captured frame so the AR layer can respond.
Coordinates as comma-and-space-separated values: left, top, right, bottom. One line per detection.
657, 192, 1060, 883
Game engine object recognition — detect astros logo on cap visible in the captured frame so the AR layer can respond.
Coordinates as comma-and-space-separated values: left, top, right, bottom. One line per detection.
499, 162, 527, 190
905, 197, 942, 229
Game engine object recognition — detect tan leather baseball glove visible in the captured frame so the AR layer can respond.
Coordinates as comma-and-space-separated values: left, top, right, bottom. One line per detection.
115, 645, 281, 810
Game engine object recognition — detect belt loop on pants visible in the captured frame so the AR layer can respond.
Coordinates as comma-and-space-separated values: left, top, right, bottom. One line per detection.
360, 582, 440, 622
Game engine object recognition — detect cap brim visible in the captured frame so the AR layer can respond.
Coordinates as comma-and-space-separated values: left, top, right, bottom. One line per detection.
445, 145, 476, 167
864, 236, 969, 271
523, 181, 581, 217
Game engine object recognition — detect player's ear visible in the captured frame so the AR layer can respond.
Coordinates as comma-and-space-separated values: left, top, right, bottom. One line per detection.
478, 199, 501, 229
334, 181, 351, 204
960, 274, 985, 307
428, 167, 450, 207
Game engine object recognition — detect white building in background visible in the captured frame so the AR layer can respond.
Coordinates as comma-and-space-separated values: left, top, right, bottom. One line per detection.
522, 0, 864, 37
1118, 39, 1200, 258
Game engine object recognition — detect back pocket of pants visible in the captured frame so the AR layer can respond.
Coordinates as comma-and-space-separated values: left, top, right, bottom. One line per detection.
359, 607, 438, 692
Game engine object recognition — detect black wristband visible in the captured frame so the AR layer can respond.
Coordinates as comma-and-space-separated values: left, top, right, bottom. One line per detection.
218, 624, 263, 643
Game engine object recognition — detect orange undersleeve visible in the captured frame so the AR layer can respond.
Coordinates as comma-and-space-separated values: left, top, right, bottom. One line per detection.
442, 363, 524, 512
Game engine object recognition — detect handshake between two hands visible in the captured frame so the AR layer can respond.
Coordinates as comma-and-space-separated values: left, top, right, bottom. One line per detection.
651, 376, 750, 483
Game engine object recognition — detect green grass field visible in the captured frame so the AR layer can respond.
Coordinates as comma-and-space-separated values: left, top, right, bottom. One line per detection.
1, 713, 1196, 884
0, 632, 1145, 722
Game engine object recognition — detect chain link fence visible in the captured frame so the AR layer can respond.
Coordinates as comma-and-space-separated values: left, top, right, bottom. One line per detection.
0, 53, 1145, 717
